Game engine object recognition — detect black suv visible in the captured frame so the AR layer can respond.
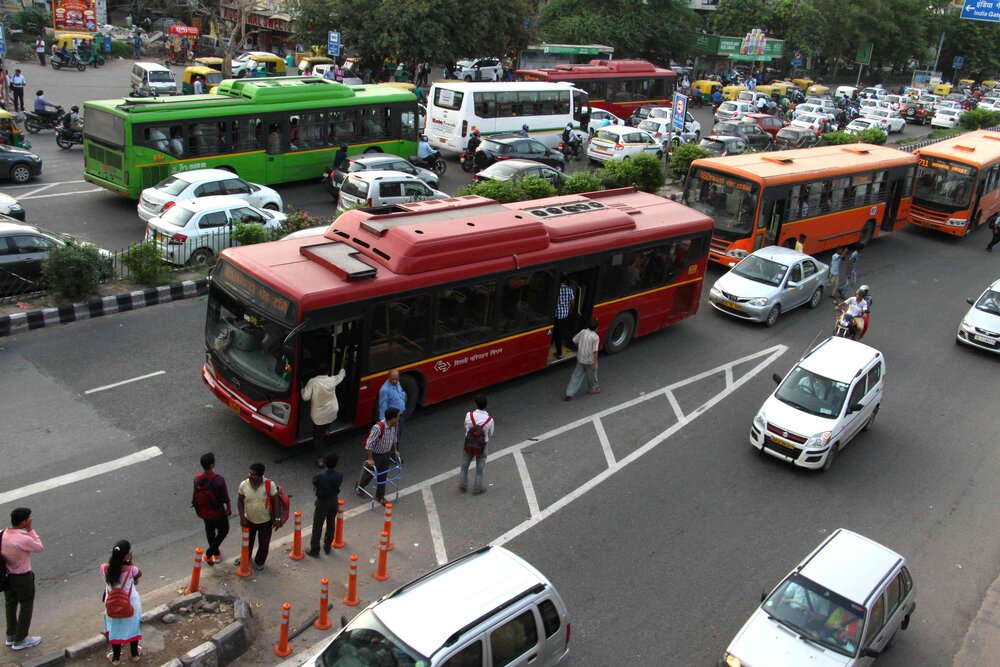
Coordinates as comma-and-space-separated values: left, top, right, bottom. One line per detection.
472, 135, 566, 171
711, 120, 773, 151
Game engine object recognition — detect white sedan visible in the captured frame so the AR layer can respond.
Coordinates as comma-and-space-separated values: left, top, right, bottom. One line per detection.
792, 103, 835, 123
587, 126, 663, 163
931, 108, 963, 129
138, 168, 283, 222
790, 113, 830, 134
957, 278, 1000, 353
862, 108, 906, 133
589, 109, 625, 134
844, 117, 878, 135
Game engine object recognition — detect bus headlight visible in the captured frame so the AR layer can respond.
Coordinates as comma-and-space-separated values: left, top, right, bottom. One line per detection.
259, 402, 291, 425
946, 218, 967, 226
804, 431, 832, 449
726, 249, 748, 259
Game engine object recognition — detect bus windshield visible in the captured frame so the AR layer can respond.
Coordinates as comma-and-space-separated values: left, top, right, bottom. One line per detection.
914, 157, 976, 208
205, 287, 291, 393
684, 168, 759, 239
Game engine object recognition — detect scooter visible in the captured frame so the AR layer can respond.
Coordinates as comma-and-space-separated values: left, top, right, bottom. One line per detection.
459, 150, 476, 172
411, 149, 446, 176
23, 107, 65, 134
558, 133, 583, 161
51, 52, 87, 72
55, 125, 83, 149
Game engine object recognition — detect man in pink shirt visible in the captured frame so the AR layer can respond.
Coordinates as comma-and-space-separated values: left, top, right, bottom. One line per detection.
2, 507, 43, 650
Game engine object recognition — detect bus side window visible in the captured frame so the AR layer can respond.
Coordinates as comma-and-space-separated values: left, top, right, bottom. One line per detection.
649, 78, 666, 100
433, 281, 496, 352
499, 270, 552, 335
669, 239, 692, 279
370, 294, 431, 372
518, 91, 541, 116
831, 176, 850, 211
189, 122, 218, 157
903, 166, 915, 194
474, 92, 497, 119
599, 253, 626, 301
496, 91, 517, 117
232, 118, 257, 151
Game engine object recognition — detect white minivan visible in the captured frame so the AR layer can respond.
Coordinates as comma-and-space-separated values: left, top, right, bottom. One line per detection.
304, 546, 570, 666
750, 336, 884, 471
130, 62, 177, 97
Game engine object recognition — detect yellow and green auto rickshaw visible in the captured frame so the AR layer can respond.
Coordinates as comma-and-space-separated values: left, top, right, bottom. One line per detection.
297, 55, 334, 75
242, 53, 286, 78
194, 56, 224, 69
982, 80, 998, 90
792, 78, 815, 91
723, 85, 748, 101
0, 110, 31, 149
182, 65, 223, 94
806, 84, 829, 96
933, 83, 953, 96
769, 81, 795, 98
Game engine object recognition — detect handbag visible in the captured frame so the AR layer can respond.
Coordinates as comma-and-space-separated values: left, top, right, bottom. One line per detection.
105, 572, 135, 619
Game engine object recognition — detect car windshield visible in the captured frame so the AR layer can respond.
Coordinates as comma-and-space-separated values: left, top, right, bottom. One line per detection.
148, 71, 174, 83
649, 108, 670, 119
775, 365, 849, 418
318, 609, 427, 667
720, 102, 738, 112
914, 157, 976, 208
683, 169, 759, 239
975, 289, 1000, 315
732, 255, 787, 286
340, 176, 370, 199
713, 122, 740, 136
850, 120, 872, 129
481, 162, 523, 178
797, 114, 821, 124
638, 120, 662, 133
155, 176, 190, 196
347, 160, 380, 173
763, 574, 866, 658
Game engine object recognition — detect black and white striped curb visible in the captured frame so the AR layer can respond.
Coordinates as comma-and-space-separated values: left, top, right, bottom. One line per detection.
0, 278, 210, 338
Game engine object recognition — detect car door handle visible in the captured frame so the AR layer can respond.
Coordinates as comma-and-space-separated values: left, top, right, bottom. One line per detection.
527, 654, 537, 663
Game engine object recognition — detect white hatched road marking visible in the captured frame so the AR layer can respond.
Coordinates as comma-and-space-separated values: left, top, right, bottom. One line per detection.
18, 183, 59, 198
593, 417, 616, 468
666, 389, 686, 422
84, 370, 166, 395
513, 450, 541, 518
20, 187, 104, 200
422, 486, 448, 566
3, 179, 86, 190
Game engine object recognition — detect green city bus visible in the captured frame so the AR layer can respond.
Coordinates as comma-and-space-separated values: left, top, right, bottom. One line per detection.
83, 77, 420, 199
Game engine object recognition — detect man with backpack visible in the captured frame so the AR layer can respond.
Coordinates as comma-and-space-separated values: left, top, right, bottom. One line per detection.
355, 408, 400, 506
236, 463, 282, 573
459, 394, 494, 495
192, 453, 231, 565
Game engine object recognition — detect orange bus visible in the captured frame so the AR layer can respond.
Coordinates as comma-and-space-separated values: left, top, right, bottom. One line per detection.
911, 130, 1000, 236
202, 188, 712, 446
680, 144, 917, 267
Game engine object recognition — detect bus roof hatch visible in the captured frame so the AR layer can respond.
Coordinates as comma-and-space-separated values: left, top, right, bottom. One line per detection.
300, 242, 377, 281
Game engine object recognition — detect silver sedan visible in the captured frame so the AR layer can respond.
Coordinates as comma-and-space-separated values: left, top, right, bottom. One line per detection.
708, 246, 830, 327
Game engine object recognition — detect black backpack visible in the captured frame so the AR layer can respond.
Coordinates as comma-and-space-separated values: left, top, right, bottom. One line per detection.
464, 413, 492, 456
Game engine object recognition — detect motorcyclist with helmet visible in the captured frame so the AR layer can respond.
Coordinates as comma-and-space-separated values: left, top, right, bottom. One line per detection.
417, 134, 434, 160
519, 124, 530, 138
834, 285, 871, 340
63, 105, 83, 133
466, 128, 482, 155
561, 123, 582, 156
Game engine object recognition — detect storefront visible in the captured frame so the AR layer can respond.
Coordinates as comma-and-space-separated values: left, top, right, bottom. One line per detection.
221, 1, 292, 54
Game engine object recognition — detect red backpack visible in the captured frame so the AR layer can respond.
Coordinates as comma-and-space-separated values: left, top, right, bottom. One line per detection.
191, 473, 222, 519
265, 480, 291, 528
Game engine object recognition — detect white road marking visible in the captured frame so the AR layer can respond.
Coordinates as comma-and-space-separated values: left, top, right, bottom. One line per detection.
18, 183, 59, 198
422, 487, 448, 566
20, 187, 104, 200
0, 446, 163, 505
84, 370, 166, 395
513, 450, 541, 519
666, 389, 686, 422
725, 365, 734, 388
2, 179, 86, 190
593, 417, 616, 468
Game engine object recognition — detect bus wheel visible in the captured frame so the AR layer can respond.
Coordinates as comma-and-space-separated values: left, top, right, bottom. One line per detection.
364, 146, 383, 154
400, 374, 420, 420
188, 248, 215, 267
604, 312, 636, 354
859, 220, 875, 246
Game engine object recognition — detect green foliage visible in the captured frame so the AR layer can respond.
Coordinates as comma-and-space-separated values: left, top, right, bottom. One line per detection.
959, 108, 1000, 131
668, 143, 712, 181
561, 170, 605, 194
857, 128, 888, 145
514, 175, 559, 200
42, 244, 112, 300
110, 40, 133, 59
625, 154, 666, 193
818, 131, 859, 146
458, 176, 558, 203
10, 7, 51, 36
122, 241, 172, 286
232, 222, 274, 245
334, 203, 367, 218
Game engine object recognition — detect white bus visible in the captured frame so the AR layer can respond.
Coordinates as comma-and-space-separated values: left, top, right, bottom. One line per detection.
426, 81, 590, 154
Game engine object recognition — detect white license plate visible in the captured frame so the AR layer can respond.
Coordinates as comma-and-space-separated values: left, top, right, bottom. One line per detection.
973, 334, 997, 345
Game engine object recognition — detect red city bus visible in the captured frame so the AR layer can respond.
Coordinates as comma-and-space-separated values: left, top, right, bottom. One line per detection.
515, 60, 677, 119
202, 188, 712, 446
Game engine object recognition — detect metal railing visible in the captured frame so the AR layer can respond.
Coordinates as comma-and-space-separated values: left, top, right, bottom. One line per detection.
896, 124, 1000, 153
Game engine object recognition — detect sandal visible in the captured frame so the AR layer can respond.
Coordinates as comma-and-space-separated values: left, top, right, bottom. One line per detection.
132, 646, 142, 662
107, 650, 121, 665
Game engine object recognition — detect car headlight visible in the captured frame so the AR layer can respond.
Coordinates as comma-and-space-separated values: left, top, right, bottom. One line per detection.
259, 402, 291, 425
723, 653, 742, 667
748, 297, 768, 307
961, 318, 974, 331
753, 411, 766, 429
710, 285, 722, 296
804, 431, 832, 449
726, 248, 748, 259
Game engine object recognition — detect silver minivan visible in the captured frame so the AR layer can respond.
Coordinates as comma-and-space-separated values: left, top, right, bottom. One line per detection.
305, 546, 570, 666
722, 528, 915, 667
336, 170, 449, 213
131, 62, 177, 97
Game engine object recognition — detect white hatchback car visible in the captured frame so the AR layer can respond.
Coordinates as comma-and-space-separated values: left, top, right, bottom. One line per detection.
844, 117, 878, 136
714, 100, 756, 123
587, 126, 663, 163
862, 108, 906, 132
722, 528, 916, 667
643, 107, 702, 138
790, 112, 830, 133
930, 107, 963, 129
145, 195, 286, 266
793, 103, 836, 122
751, 336, 884, 471
138, 169, 283, 222
336, 170, 450, 213
957, 278, 1000, 352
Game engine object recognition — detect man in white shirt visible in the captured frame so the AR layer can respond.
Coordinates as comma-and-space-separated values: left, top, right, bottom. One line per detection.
459, 394, 494, 494
836, 290, 869, 340
564, 319, 601, 400
301, 365, 347, 464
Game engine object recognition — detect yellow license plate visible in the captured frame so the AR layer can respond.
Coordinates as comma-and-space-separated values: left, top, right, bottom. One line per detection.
724, 299, 741, 310
155, 232, 163, 242
771, 437, 794, 449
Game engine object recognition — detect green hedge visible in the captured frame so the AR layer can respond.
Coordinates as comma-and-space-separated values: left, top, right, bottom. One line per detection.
668, 143, 711, 181
42, 244, 112, 299
959, 108, 1000, 131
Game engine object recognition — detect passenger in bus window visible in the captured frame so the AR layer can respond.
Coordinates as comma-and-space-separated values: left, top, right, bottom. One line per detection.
169, 127, 184, 157
148, 128, 169, 153
267, 123, 281, 154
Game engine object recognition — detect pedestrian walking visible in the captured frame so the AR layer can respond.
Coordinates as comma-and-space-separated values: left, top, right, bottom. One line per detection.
9, 70, 25, 113
828, 247, 846, 300
34, 37, 45, 67
132, 30, 142, 60
2, 507, 43, 651
307, 453, 343, 557
191, 453, 231, 566
564, 319, 601, 400
101, 540, 141, 664
377, 370, 407, 446
301, 365, 347, 465
355, 407, 400, 506
795, 234, 806, 253
192, 76, 204, 95
459, 394, 494, 495
838, 244, 864, 298
553, 276, 575, 358
236, 463, 280, 573
987, 216, 1000, 252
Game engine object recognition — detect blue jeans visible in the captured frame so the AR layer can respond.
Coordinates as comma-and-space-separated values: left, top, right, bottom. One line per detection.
566, 362, 598, 397
459, 447, 488, 492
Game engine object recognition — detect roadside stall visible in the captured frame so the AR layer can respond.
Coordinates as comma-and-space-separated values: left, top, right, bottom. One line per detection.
165, 25, 199, 65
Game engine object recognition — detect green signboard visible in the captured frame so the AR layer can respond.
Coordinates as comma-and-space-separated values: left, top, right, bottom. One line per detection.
855, 42, 873, 66
693, 33, 785, 61
544, 45, 603, 55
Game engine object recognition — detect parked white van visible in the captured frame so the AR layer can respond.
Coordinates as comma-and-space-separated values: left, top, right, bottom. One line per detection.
304, 546, 571, 666
130, 62, 177, 97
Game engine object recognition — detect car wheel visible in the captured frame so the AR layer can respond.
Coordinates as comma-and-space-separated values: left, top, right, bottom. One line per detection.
263, 203, 280, 211
808, 286, 823, 309
463, 75, 472, 82
695, 130, 701, 140
9, 163, 33, 184
764, 305, 780, 328
364, 146, 383, 154
863, 404, 879, 432
188, 248, 215, 267
821, 443, 837, 472
604, 311, 636, 354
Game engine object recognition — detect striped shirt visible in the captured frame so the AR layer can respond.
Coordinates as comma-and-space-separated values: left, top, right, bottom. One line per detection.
365, 420, 397, 454
556, 284, 574, 319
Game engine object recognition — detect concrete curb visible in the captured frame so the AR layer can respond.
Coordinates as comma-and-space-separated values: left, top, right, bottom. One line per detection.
0, 278, 210, 338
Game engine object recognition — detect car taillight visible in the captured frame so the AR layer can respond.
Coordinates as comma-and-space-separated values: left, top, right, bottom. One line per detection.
365, 198, 372, 207
495, 155, 509, 161
654, 132, 662, 138
471, 174, 479, 182
461, 120, 468, 138
161, 200, 175, 212
614, 143, 624, 150
168, 233, 187, 244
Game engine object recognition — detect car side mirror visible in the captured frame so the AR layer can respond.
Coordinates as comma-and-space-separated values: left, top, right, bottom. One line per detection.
760, 589, 767, 602
786, 281, 799, 289
850, 402, 864, 413
340, 615, 348, 628
967, 298, 975, 305
772, 373, 782, 384
860, 647, 880, 658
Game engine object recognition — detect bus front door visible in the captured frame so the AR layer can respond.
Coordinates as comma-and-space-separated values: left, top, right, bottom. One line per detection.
759, 199, 787, 249
882, 178, 905, 232
296, 318, 364, 442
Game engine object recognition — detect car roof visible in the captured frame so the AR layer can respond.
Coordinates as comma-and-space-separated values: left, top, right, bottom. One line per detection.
798, 336, 881, 385
483, 159, 550, 171
750, 245, 812, 266
349, 155, 404, 165
349, 170, 423, 183
596, 125, 640, 136
372, 547, 551, 657
485, 134, 531, 144
171, 195, 255, 211
163, 168, 243, 184
0, 221, 43, 235
799, 529, 904, 605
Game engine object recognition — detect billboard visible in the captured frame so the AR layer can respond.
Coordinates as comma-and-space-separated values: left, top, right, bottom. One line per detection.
53, 0, 98, 32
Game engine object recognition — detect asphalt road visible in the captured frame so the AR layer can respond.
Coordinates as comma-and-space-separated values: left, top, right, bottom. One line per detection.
4, 61, 990, 665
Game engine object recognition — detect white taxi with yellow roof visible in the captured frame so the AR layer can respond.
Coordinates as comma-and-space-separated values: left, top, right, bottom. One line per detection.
586, 125, 663, 164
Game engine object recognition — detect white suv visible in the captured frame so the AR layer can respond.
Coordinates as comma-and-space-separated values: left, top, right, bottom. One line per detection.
336, 170, 449, 213
750, 336, 884, 471
456, 58, 503, 81
138, 169, 283, 222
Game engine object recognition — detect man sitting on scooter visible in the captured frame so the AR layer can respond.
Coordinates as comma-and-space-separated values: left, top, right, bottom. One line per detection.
835, 287, 870, 340
63, 105, 83, 133
561, 123, 581, 154
34, 91, 60, 124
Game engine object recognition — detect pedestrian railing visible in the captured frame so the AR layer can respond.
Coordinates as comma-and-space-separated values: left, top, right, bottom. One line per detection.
896, 124, 1000, 153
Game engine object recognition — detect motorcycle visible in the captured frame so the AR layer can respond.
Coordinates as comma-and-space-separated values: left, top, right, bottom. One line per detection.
321, 166, 339, 199
558, 135, 583, 161
55, 125, 83, 149
51, 52, 87, 72
23, 107, 65, 134
411, 149, 446, 176
459, 150, 477, 173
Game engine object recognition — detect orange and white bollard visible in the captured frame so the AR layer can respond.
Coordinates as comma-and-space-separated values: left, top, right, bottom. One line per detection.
374, 531, 390, 581
184, 547, 203, 594
331, 499, 346, 549
382, 502, 394, 552
236, 527, 252, 578
273, 602, 292, 657
343, 554, 359, 606
289, 511, 304, 561
314, 578, 332, 630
